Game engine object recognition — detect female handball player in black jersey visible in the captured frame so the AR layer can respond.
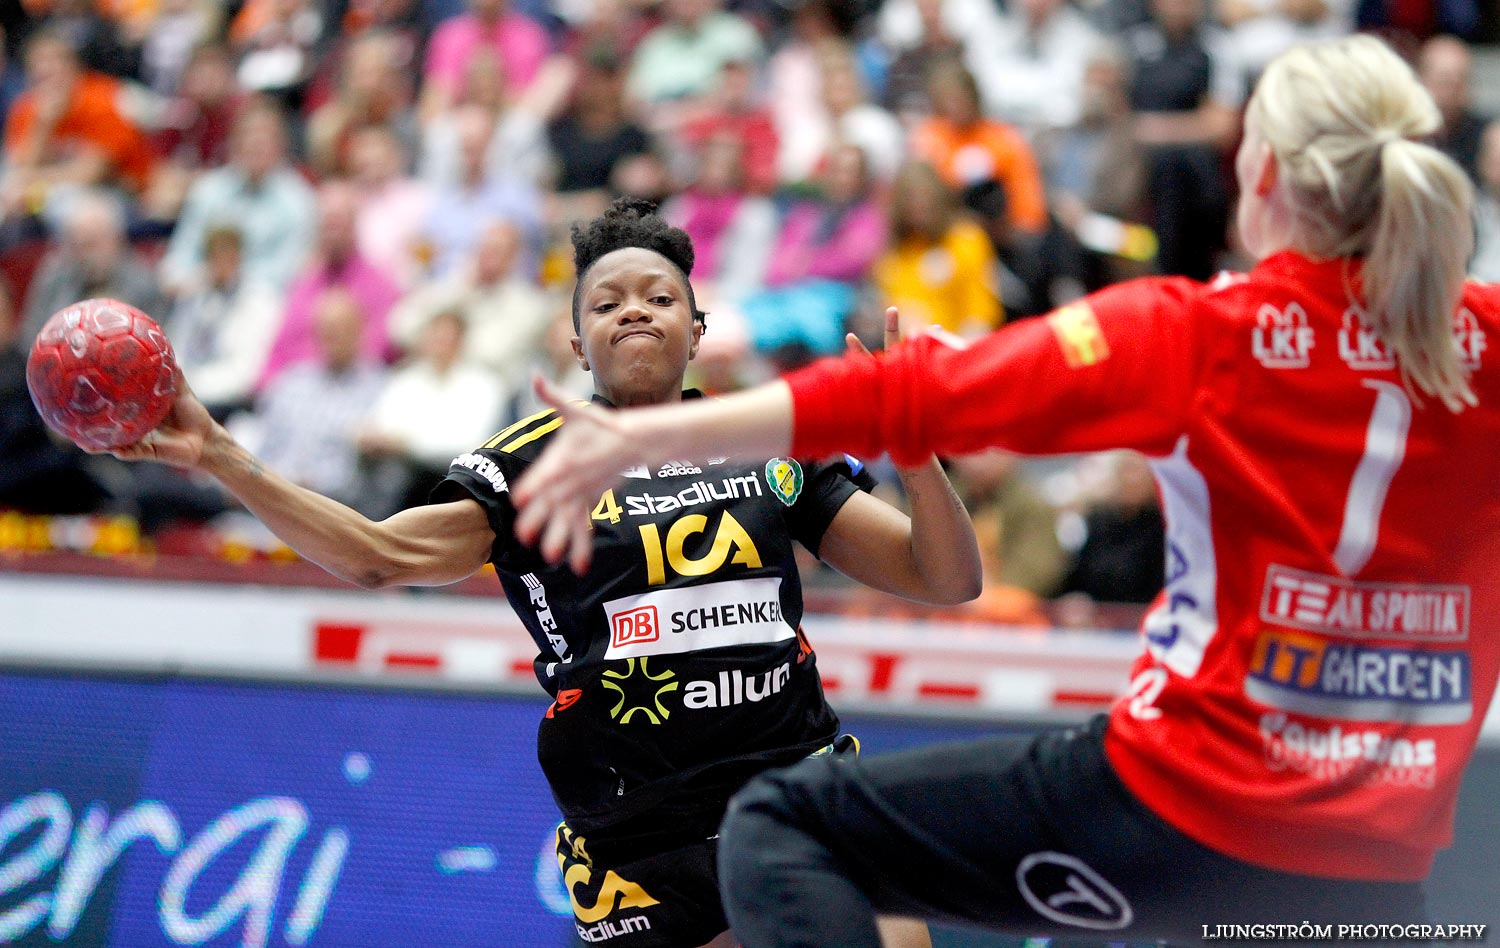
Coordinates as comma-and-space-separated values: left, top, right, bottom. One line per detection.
101, 199, 981, 948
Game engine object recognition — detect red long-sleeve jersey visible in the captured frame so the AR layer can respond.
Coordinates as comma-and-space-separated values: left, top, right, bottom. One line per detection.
786, 251, 1500, 881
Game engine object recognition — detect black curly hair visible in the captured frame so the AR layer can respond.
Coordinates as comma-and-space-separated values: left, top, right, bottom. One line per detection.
570, 198, 707, 331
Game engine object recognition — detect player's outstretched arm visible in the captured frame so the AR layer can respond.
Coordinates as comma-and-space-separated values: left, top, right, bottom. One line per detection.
106, 379, 494, 589
517, 284, 1199, 572
812, 310, 982, 606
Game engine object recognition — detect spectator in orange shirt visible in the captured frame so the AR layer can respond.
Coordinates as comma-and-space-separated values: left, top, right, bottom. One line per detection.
2, 29, 154, 220
912, 57, 1051, 313
912, 57, 1048, 235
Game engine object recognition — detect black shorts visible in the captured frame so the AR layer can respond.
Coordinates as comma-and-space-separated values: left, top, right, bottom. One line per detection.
556, 821, 725, 948
556, 736, 862, 948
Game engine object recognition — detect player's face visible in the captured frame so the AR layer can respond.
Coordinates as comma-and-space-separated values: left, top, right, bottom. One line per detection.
574, 247, 702, 408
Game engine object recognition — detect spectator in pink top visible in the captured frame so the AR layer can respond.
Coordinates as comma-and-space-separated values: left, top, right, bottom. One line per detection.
258, 182, 403, 390
347, 124, 431, 289
662, 131, 775, 304
742, 143, 886, 359
761, 144, 886, 287
422, 0, 551, 115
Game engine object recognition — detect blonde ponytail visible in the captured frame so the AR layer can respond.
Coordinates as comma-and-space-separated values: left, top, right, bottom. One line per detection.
1250, 36, 1477, 411
1364, 137, 1476, 410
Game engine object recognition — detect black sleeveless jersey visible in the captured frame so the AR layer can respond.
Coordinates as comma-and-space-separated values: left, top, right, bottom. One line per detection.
431, 397, 872, 839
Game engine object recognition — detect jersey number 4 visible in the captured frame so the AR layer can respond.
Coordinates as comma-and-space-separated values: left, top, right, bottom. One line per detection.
592, 490, 624, 524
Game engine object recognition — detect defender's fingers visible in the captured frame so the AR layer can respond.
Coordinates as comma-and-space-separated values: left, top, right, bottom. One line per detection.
513, 485, 550, 544
538, 501, 577, 566
514, 437, 573, 507
566, 513, 594, 576
533, 373, 581, 415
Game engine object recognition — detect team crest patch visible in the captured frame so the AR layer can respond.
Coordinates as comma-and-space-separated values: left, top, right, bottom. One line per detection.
765, 458, 804, 506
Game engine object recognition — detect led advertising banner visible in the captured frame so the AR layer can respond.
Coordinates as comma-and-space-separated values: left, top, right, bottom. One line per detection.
1, 669, 1493, 948
0, 670, 999, 948
0, 671, 579, 947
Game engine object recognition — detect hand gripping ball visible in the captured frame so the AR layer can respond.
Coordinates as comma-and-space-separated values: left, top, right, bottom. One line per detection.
26, 298, 178, 451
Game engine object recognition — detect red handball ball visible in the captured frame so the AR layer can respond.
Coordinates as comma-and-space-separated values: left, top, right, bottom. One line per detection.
26, 298, 178, 451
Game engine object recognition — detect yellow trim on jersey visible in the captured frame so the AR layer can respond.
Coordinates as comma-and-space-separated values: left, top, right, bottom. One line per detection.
1048, 303, 1110, 368
501, 417, 564, 453
482, 408, 556, 450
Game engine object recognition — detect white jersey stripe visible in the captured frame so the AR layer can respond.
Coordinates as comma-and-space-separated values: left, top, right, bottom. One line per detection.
1144, 437, 1221, 678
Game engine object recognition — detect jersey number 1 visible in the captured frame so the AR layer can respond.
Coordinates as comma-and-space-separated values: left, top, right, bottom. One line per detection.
1126, 382, 1411, 724
1332, 380, 1412, 576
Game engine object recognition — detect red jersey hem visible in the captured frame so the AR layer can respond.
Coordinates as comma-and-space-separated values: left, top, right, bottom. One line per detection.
1104, 724, 1435, 882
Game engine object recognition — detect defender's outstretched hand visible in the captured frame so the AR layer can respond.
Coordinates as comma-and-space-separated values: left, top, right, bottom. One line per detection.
512, 376, 646, 574
514, 374, 799, 573
846, 306, 903, 360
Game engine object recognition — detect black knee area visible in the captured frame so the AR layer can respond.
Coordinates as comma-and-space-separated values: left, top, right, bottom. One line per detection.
719, 757, 837, 885
719, 772, 790, 883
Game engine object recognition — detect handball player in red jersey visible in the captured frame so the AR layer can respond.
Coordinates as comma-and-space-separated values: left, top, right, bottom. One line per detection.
512, 36, 1500, 944
94, 199, 974, 948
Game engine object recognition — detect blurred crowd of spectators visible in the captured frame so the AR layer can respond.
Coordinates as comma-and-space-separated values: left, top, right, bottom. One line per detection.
0, 0, 1494, 607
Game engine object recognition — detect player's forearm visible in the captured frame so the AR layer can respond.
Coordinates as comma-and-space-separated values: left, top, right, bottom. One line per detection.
198, 430, 404, 588
894, 458, 983, 604
627, 382, 795, 465
784, 344, 934, 465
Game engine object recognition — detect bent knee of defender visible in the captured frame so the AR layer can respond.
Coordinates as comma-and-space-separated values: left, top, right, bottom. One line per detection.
719, 778, 786, 882
720, 759, 840, 872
